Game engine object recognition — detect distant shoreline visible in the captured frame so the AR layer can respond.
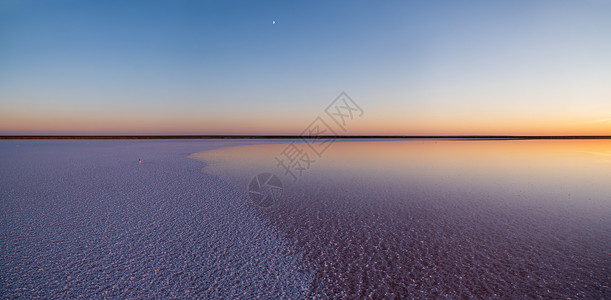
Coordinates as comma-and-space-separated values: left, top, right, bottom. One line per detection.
1, 135, 610, 140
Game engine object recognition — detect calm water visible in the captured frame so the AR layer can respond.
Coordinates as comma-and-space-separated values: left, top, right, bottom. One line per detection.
1, 139, 609, 298
192, 139, 611, 298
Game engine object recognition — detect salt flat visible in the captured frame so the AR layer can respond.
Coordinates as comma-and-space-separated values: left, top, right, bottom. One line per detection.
193, 139, 611, 299
2, 139, 610, 298
0, 140, 310, 298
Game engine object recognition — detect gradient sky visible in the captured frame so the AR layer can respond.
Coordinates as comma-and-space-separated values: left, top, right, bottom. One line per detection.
1, 0, 610, 135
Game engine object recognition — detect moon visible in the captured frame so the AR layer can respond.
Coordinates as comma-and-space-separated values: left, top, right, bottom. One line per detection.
272, 20, 275, 25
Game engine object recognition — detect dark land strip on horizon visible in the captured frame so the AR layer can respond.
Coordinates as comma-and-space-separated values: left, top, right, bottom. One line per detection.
1, 135, 610, 140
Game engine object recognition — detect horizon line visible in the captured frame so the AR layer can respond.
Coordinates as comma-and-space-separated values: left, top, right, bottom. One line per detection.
1, 135, 610, 140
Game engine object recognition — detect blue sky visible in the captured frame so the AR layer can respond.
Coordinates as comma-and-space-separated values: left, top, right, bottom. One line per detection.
1, 0, 610, 134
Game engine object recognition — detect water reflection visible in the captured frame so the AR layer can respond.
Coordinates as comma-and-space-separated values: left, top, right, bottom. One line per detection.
192, 140, 611, 212
190, 140, 611, 298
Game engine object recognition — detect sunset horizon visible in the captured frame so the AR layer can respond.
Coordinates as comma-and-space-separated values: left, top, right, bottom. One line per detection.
1, 1, 610, 298
1, 109, 610, 136
2, 1, 610, 136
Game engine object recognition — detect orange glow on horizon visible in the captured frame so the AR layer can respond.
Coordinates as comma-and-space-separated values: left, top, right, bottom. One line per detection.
0, 109, 609, 135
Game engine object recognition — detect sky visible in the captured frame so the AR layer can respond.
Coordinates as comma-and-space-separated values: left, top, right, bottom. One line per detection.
1, 0, 610, 135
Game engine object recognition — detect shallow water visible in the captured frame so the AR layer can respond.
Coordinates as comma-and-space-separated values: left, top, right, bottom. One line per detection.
192, 139, 611, 298
1, 139, 609, 298
0, 140, 311, 298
